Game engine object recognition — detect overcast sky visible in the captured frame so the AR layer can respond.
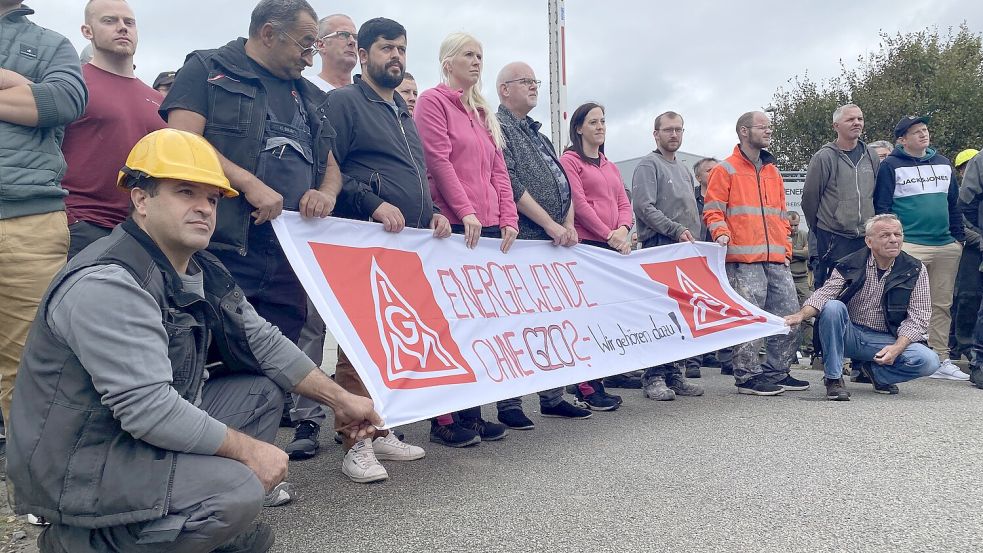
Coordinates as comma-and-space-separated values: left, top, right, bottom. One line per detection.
30, 0, 983, 163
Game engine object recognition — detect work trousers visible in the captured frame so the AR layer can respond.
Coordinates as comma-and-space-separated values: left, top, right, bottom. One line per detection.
902, 241, 962, 360
950, 246, 982, 361
39, 374, 284, 553
725, 262, 801, 385
0, 211, 68, 425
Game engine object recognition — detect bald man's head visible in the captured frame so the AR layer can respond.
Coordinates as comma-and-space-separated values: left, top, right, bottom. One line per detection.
497, 62, 539, 117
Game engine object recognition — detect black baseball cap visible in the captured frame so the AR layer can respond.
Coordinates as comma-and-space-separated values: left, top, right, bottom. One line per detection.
152, 71, 176, 90
894, 115, 930, 138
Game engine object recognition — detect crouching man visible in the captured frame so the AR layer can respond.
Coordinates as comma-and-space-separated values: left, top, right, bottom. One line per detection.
7, 129, 381, 553
784, 214, 939, 400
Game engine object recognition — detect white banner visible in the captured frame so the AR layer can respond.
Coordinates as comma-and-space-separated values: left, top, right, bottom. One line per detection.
272, 213, 788, 428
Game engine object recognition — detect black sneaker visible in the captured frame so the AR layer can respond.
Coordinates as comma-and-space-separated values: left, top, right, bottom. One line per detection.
540, 400, 592, 419
859, 364, 899, 395
602, 372, 643, 389
702, 356, 722, 369
214, 521, 275, 553
284, 421, 320, 460
459, 417, 508, 441
776, 374, 810, 391
720, 363, 734, 376
824, 377, 851, 401
971, 366, 983, 389
736, 379, 785, 396
581, 391, 619, 411
685, 366, 702, 378
429, 421, 481, 447
497, 409, 535, 430
592, 379, 623, 405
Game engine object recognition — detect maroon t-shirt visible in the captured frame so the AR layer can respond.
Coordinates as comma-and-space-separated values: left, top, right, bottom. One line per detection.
62, 64, 166, 228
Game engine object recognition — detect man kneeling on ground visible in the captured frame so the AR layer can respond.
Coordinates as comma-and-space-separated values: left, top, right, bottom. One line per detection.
784, 213, 939, 400
7, 129, 381, 553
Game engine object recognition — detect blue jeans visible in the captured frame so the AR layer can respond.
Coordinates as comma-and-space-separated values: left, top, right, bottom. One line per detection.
817, 300, 938, 384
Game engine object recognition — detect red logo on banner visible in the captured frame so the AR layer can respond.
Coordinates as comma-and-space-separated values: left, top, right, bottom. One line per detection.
309, 244, 477, 389
641, 256, 765, 338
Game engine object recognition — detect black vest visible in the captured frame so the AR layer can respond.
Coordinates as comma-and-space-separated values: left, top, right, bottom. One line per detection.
834, 247, 922, 338
8, 220, 267, 528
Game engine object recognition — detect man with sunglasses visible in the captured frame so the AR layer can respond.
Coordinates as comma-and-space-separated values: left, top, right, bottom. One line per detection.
311, 14, 357, 91
160, 0, 344, 491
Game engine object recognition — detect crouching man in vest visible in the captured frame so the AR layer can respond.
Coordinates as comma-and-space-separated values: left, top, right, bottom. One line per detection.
784, 213, 939, 400
7, 129, 382, 553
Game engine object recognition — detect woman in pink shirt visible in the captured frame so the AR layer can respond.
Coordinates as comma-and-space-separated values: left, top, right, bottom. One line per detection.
415, 32, 518, 448
560, 102, 633, 255
415, 32, 519, 253
560, 102, 635, 411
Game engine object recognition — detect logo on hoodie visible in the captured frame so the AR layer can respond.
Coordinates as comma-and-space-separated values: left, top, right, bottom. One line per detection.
309, 243, 477, 389
640, 256, 766, 337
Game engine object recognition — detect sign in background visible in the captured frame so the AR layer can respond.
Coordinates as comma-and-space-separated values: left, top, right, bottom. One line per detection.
273, 214, 789, 428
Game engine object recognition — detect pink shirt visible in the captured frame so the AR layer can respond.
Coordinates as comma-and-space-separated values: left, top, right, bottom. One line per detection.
414, 83, 518, 228
560, 150, 633, 243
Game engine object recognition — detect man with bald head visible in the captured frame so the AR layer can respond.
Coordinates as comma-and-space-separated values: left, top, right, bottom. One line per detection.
704, 111, 806, 395
493, 61, 591, 429
312, 13, 356, 91
62, 0, 165, 258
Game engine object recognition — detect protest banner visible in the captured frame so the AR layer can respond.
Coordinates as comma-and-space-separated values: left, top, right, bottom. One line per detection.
272, 213, 788, 427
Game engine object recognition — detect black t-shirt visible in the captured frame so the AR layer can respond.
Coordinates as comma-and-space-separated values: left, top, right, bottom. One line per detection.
843, 142, 865, 166
161, 52, 300, 124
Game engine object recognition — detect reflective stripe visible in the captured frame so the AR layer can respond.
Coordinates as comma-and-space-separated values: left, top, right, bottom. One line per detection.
704, 201, 728, 212
728, 244, 788, 255
725, 206, 785, 217
718, 161, 736, 175
707, 221, 728, 231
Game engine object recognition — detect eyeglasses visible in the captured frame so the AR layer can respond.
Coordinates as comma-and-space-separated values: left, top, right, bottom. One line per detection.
322, 30, 357, 43
746, 125, 773, 132
503, 78, 541, 88
280, 31, 318, 57
658, 127, 685, 135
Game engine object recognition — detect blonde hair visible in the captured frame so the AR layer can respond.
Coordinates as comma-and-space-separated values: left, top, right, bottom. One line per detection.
438, 33, 504, 150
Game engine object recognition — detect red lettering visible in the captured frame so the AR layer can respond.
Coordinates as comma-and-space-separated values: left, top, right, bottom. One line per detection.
437, 269, 472, 319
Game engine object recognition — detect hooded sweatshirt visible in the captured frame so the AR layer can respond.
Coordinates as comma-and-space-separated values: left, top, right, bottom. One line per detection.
801, 141, 878, 238
873, 146, 964, 246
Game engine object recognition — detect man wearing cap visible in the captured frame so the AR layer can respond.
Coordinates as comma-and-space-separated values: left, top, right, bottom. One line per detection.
874, 115, 967, 381
62, 0, 166, 259
7, 128, 381, 553
152, 70, 176, 96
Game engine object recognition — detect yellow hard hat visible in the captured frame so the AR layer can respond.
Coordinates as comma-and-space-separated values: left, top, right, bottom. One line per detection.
955, 148, 979, 169
117, 128, 238, 198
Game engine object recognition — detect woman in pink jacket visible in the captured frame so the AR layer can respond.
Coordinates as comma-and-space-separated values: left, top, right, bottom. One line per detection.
560, 102, 633, 255
560, 101, 635, 411
415, 32, 518, 448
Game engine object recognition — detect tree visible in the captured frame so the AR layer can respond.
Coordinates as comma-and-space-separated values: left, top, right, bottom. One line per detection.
770, 24, 983, 170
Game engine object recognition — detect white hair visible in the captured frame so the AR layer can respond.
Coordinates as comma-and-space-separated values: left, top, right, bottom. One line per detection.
864, 213, 902, 237
832, 103, 861, 124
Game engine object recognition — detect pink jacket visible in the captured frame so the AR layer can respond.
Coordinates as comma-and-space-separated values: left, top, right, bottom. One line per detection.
560, 150, 633, 243
414, 83, 518, 229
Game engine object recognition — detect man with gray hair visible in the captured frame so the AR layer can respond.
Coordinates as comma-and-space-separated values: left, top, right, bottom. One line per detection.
801, 103, 880, 289
311, 13, 356, 91
869, 140, 893, 161
492, 61, 592, 428
786, 214, 938, 400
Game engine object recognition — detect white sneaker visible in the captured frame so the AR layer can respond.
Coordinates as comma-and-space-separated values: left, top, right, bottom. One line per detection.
372, 433, 426, 461
263, 481, 293, 507
929, 359, 970, 381
342, 439, 388, 483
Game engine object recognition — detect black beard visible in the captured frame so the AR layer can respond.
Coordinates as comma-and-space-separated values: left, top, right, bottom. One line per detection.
369, 61, 404, 89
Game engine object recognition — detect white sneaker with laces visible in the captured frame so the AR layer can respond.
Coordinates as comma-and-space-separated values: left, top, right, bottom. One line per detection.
929, 359, 970, 381
372, 433, 425, 461
342, 439, 389, 483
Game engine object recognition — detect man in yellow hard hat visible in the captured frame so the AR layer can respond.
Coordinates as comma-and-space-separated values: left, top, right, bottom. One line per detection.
952, 148, 982, 374
6, 128, 382, 553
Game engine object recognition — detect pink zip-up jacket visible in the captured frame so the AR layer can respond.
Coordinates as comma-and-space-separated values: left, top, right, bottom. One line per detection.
414, 83, 518, 229
560, 150, 633, 243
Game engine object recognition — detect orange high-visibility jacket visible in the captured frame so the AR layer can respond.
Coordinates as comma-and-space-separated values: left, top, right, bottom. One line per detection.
703, 145, 792, 264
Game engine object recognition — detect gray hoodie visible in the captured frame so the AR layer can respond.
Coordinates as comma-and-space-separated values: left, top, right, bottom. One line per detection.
631, 150, 700, 246
801, 141, 879, 238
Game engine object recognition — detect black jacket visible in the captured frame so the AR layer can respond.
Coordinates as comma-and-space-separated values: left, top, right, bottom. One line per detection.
327, 75, 436, 229
161, 38, 335, 255
834, 247, 922, 338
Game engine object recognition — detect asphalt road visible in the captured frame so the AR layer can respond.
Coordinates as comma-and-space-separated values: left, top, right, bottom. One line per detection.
262, 367, 983, 552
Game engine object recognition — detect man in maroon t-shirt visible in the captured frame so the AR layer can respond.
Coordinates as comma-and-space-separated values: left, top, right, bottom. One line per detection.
62, 0, 165, 258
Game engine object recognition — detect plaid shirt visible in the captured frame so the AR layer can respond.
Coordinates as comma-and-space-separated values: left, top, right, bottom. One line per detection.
804, 254, 931, 343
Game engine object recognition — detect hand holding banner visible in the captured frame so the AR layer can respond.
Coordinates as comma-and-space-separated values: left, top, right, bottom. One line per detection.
273, 214, 788, 428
